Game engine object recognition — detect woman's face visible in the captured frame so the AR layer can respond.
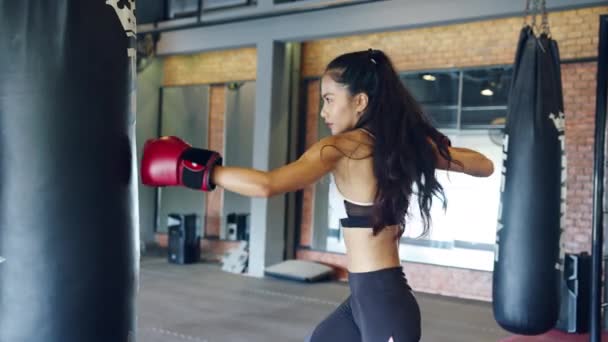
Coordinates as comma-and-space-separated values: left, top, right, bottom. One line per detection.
320, 74, 365, 135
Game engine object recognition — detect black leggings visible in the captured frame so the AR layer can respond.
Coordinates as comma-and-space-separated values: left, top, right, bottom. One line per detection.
306, 266, 421, 342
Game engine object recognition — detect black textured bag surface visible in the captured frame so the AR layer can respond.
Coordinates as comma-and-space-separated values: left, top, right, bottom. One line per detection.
492, 25, 565, 335
0, 2, 139, 341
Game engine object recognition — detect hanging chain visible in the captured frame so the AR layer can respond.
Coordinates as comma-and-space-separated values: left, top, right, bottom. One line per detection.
523, 0, 540, 31
540, 0, 551, 36
531, 0, 538, 31
523, 0, 532, 27
523, 0, 551, 37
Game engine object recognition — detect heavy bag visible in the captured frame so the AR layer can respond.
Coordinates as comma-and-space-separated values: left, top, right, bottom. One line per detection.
0, 2, 139, 342
493, 26, 565, 335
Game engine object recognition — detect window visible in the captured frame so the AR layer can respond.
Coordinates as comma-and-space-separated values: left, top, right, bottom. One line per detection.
461, 67, 511, 129
402, 71, 459, 128
401, 66, 512, 130
402, 66, 511, 270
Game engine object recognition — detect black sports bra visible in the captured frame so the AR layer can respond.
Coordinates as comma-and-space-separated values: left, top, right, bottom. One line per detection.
328, 174, 400, 228
327, 128, 398, 228
328, 174, 375, 227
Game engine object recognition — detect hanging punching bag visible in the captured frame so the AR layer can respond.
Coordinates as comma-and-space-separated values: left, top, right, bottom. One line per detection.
492, 24, 565, 335
0, 2, 139, 341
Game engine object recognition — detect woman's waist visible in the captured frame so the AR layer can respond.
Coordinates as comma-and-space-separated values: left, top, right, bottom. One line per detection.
344, 242, 401, 273
345, 252, 400, 271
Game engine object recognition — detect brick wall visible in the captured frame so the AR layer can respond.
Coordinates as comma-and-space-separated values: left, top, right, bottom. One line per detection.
563, 62, 598, 254
205, 85, 226, 238
297, 6, 607, 301
156, 48, 256, 260
155, 234, 242, 262
301, 6, 606, 78
163, 47, 257, 86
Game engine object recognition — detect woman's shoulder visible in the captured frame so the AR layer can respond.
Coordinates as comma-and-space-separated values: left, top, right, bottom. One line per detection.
307, 129, 373, 164
333, 129, 374, 156
332, 129, 373, 144
310, 131, 373, 167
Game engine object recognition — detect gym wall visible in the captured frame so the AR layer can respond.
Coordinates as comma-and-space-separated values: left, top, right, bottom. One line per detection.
297, 5, 607, 301
139, 5, 606, 301
163, 47, 257, 86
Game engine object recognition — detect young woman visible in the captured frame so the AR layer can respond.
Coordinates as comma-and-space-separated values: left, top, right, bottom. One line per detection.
141, 49, 494, 342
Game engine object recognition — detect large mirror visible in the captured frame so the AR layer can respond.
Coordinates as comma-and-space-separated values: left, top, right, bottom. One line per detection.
220, 81, 256, 241
156, 85, 210, 234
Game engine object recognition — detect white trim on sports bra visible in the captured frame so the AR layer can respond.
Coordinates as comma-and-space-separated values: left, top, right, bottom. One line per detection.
329, 174, 374, 206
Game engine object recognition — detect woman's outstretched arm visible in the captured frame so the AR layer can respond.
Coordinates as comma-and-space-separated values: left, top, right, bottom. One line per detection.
211, 135, 343, 198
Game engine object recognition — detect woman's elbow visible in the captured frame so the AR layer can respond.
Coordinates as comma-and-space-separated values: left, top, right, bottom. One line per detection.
260, 185, 274, 198
258, 175, 274, 198
477, 159, 495, 177
261, 180, 301, 198
260, 174, 283, 198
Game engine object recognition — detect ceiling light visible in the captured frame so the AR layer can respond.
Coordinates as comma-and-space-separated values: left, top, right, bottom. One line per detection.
481, 88, 494, 96
422, 74, 436, 81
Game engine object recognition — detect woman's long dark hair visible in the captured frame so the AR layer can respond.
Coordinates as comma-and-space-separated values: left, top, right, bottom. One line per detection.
325, 49, 455, 238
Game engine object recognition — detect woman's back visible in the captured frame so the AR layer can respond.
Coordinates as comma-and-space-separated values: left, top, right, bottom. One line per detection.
330, 128, 402, 273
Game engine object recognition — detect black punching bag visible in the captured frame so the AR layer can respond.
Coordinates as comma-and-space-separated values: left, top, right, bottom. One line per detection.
0, 2, 139, 341
493, 25, 565, 335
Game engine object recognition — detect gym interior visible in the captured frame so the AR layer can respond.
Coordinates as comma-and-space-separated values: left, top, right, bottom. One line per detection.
1, 1, 608, 341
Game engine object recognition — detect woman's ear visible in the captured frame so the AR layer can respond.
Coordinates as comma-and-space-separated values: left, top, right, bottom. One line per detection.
354, 92, 369, 117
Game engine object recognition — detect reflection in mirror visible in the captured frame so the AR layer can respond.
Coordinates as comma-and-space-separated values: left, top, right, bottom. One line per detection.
311, 117, 333, 250
157, 85, 210, 234
221, 81, 256, 242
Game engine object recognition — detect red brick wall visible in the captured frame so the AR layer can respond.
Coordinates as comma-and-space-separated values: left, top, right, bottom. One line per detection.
563, 62, 597, 254
301, 6, 606, 78
205, 85, 226, 238
297, 6, 607, 301
155, 234, 242, 262
163, 47, 256, 86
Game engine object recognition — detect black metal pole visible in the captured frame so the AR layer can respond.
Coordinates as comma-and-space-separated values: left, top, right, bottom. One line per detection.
591, 14, 608, 342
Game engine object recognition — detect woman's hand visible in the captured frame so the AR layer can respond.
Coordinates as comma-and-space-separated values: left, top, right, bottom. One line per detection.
444, 147, 495, 177
428, 138, 495, 177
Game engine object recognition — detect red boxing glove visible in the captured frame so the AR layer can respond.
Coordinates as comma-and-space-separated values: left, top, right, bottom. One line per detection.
141, 136, 189, 186
141, 136, 222, 191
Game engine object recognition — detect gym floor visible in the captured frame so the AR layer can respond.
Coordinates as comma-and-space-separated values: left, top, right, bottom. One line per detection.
137, 252, 511, 342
